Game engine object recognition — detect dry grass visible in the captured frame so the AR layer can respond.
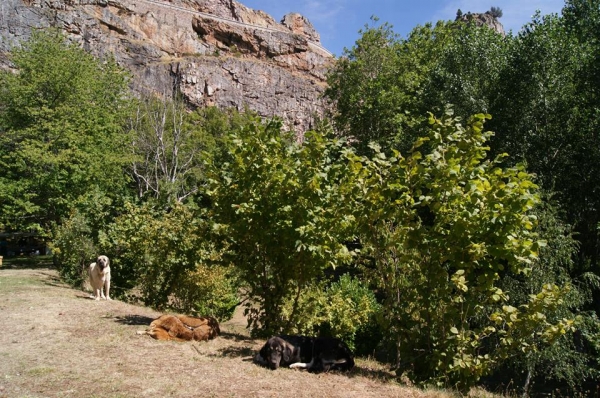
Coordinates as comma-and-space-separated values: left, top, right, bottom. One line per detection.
0, 264, 497, 398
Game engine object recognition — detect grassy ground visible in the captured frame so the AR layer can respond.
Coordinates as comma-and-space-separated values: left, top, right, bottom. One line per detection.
0, 259, 498, 398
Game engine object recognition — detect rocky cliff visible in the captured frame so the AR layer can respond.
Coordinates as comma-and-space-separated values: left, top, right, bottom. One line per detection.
456, 11, 505, 35
0, 0, 333, 133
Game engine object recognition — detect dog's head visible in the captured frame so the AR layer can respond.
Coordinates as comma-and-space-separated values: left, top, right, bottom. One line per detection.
259, 336, 297, 370
96, 255, 110, 271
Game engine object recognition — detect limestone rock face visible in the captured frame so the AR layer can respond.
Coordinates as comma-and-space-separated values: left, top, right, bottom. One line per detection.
281, 13, 320, 43
0, 0, 333, 133
456, 12, 505, 35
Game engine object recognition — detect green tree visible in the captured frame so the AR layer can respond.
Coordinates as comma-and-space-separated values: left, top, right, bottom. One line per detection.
325, 18, 507, 156
206, 118, 357, 335
0, 30, 132, 233
325, 19, 457, 155
325, 18, 403, 154
559, 0, 600, 268
421, 21, 511, 122
490, 197, 600, 396
489, 5, 600, 275
349, 110, 573, 391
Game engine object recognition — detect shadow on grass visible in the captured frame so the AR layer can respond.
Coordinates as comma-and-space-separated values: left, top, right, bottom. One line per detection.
114, 314, 155, 326
1, 255, 55, 270
218, 330, 255, 343
349, 364, 397, 382
40, 272, 71, 289
214, 345, 256, 358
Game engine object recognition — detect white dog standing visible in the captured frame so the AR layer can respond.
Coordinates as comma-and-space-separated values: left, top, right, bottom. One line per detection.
88, 255, 111, 300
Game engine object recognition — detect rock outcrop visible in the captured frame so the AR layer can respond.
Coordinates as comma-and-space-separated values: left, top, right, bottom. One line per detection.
0, 0, 333, 133
456, 11, 505, 35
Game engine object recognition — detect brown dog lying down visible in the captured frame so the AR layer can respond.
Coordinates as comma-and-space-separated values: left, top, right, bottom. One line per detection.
137, 314, 220, 342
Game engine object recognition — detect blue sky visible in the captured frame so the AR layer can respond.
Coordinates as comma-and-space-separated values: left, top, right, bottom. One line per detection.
240, 0, 566, 56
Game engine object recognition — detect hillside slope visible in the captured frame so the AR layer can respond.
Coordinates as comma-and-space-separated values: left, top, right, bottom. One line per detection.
0, 265, 465, 398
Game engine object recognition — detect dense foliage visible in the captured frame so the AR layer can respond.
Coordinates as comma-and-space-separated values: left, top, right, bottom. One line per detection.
4, 1, 600, 395
279, 274, 380, 352
205, 119, 357, 335
348, 110, 573, 391
0, 30, 131, 234
325, 1, 600, 393
100, 202, 238, 320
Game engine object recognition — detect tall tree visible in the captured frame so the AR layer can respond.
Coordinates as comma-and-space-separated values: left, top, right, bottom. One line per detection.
325, 18, 508, 156
0, 29, 132, 233
206, 118, 357, 335
350, 110, 574, 391
420, 21, 511, 122
127, 98, 254, 205
325, 19, 456, 155
489, 6, 600, 270
128, 95, 206, 204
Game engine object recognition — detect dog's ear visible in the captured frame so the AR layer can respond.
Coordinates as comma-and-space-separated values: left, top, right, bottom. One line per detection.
259, 343, 269, 359
282, 342, 293, 362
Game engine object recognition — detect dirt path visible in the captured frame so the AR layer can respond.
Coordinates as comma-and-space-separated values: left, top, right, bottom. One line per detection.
0, 267, 450, 398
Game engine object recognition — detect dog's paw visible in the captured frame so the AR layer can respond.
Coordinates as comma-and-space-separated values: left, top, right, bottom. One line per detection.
105, 296, 112, 301
289, 361, 310, 370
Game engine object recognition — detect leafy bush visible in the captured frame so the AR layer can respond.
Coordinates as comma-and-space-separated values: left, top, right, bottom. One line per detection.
324, 275, 381, 351
171, 264, 239, 321
101, 202, 238, 320
50, 210, 96, 287
487, 197, 600, 395
206, 118, 358, 335
280, 274, 380, 352
349, 109, 574, 391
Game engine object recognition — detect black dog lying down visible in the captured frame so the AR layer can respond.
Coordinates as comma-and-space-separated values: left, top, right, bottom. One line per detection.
256, 335, 354, 373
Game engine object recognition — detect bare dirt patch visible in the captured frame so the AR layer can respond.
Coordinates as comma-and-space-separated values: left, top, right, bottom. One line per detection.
0, 266, 470, 398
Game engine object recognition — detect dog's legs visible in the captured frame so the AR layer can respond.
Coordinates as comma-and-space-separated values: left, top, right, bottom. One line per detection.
289, 359, 314, 369
94, 288, 101, 301
105, 279, 111, 300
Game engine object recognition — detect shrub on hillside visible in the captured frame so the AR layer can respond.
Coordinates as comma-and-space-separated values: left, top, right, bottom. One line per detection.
50, 210, 96, 287
101, 202, 239, 321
